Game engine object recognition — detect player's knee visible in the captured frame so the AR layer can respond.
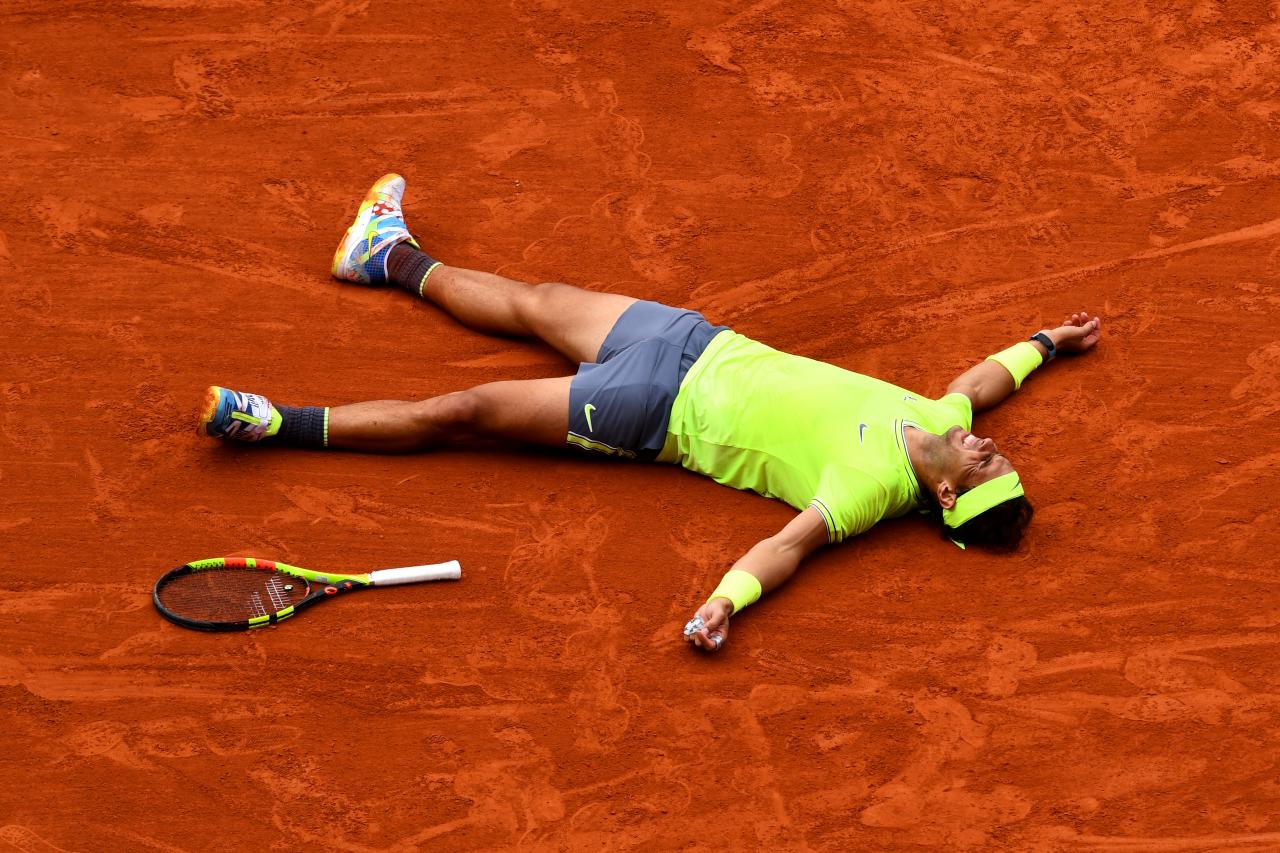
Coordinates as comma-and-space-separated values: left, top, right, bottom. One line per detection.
523, 281, 572, 318
533, 281, 573, 298
417, 390, 483, 432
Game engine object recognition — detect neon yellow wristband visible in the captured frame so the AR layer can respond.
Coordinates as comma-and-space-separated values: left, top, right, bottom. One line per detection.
986, 341, 1043, 390
708, 569, 762, 614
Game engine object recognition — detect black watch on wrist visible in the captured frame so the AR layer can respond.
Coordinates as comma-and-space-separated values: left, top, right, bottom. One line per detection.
1029, 332, 1056, 360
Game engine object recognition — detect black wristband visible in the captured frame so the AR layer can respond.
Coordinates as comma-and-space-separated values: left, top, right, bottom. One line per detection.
1029, 332, 1056, 361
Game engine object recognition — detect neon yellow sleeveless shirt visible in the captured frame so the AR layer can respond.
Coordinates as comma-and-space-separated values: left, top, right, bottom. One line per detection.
657, 331, 973, 542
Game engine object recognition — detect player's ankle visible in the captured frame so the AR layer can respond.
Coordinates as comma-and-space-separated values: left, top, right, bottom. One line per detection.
387, 243, 441, 298
276, 405, 329, 449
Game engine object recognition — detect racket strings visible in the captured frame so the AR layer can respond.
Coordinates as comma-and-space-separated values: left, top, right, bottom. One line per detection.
156, 568, 310, 623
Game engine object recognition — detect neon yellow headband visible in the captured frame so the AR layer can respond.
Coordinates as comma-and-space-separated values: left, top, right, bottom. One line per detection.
943, 471, 1024, 529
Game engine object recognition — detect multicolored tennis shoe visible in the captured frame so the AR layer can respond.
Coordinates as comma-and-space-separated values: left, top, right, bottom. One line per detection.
199, 386, 281, 442
330, 173, 419, 286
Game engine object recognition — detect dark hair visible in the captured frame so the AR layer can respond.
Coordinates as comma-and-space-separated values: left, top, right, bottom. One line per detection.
922, 493, 1035, 551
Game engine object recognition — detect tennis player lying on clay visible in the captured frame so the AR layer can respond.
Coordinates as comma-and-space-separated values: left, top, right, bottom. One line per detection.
200, 174, 1102, 652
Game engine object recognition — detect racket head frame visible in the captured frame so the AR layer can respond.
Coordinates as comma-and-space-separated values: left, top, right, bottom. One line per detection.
152, 557, 372, 632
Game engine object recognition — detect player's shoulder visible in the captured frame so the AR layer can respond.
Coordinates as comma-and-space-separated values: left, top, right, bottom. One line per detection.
810, 466, 893, 542
931, 390, 974, 425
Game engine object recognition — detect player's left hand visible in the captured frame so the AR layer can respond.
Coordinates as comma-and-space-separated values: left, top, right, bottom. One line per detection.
685, 598, 732, 652
1048, 311, 1102, 354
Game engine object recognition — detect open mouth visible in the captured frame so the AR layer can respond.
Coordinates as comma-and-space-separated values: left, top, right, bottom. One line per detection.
961, 431, 982, 450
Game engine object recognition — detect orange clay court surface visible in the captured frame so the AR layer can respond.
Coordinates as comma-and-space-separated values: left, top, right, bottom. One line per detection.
3, 2, 1280, 851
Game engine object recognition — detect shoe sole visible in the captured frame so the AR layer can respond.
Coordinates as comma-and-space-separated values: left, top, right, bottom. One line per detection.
197, 385, 224, 437
330, 173, 404, 282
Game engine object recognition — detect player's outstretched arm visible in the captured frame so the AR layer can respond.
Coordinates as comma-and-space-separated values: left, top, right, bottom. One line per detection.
685, 507, 829, 653
946, 311, 1102, 414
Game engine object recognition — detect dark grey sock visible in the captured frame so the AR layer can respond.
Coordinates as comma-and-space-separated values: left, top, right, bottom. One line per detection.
276, 406, 328, 448
387, 243, 440, 296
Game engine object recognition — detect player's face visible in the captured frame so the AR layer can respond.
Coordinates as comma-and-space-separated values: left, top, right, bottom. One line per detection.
945, 426, 1015, 489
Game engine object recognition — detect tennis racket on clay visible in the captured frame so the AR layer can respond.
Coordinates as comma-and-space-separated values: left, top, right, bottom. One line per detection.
153, 556, 461, 631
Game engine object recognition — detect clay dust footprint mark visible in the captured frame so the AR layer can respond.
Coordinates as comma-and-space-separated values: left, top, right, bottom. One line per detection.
984, 635, 1037, 698
1118, 649, 1253, 726
755, 132, 804, 199
747, 682, 811, 719
668, 515, 736, 578
130, 714, 281, 761
83, 447, 127, 527
98, 629, 173, 661
1197, 280, 1280, 317
861, 696, 1031, 847
563, 608, 638, 752
182, 505, 293, 557
1125, 650, 1249, 699
34, 195, 111, 247
0, 826, 78, 853
117, 94, 185, 122
127, 721, 205, 761
433, 725, 566, 844
566, 667, 636, 753
171, 52, 235, 117
685, 0, 787, 72
1172, 509, 1280, 579
0, 383, 51, 449
273, 484, 384, 533
504, 500, 610, 625
753, 648, 852, 684
247, 759, 376, 845
312, 0, 370, 35
595, 80, 651, 181
646, 619, 692, 651
60, 721, 153, 770
697, 696, 806, 848
651, 518, 744, 649
1230, 340, 1280, 419
921, 48, 1053, 86
749, 69, 848, 112
201, 720, 304, 758
261, 179, 315, 228
686, 28, 742, 72
472, 113, 550, 166
3, 279, 52, 321
137, 201, 184, 228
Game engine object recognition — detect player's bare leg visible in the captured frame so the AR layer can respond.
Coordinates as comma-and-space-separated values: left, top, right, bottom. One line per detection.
201, 376, 573, 453
326, 375, 572, 453
206, 175, 633, 453
414, 263, 635, 365
330, 173, 636, 365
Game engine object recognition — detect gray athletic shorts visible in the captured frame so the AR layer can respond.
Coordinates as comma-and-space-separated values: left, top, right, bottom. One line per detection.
567, 301, 728, 460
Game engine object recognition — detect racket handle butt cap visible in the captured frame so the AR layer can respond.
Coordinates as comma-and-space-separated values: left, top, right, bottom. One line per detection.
370, 561, 462, 585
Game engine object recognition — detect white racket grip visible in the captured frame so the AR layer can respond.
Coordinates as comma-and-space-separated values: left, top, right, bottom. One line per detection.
368, 560, 462, 586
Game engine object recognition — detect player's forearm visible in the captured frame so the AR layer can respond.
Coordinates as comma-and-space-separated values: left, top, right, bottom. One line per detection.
709, 536, 804, 613
946, 360, 1017, 412
949, 328, 1063, 413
